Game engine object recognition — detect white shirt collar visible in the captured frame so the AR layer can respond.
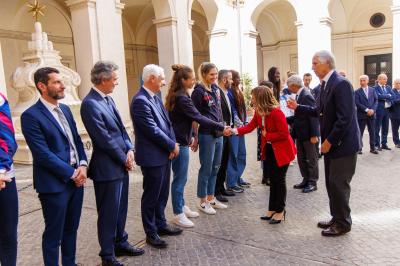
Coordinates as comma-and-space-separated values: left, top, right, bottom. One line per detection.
143, 86, 156, 98
40, 97, 59, 112
93, 87, 107, 98
322, 69, 335, 84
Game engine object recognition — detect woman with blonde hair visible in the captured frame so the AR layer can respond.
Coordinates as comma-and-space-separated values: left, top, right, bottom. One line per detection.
234, 87, 296, 223
165, 64, 228, 226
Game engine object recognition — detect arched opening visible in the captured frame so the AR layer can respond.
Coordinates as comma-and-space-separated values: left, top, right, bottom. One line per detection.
252, 0, 297, 84
191, 0, 210, 74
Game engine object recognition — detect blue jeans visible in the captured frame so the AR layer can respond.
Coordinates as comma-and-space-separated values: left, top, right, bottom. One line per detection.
171, 146, 190, 214
197, 134, 223, 198
226, 135, 247, 188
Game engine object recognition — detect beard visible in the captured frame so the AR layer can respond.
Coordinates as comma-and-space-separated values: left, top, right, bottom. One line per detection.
48, 89, 65, 100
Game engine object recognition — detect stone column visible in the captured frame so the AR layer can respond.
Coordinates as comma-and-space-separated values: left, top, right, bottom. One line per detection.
295, 16, 332, 77
392, 0, 400, 80
66, 0, 130, 122
153, 17, 179, 97
241, 30, 259, 86
0, 42, 6, 96
208, 29, 233, 70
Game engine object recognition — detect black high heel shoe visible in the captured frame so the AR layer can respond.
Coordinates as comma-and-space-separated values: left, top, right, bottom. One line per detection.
260, 212, 275, 220
269, 210, 286, 224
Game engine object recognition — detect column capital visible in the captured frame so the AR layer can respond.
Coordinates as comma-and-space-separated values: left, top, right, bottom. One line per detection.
115, 1, 125, 14
243, 30, 259, 39
319, 16, 333, 26
294, 20, 303, 28
206, 29, 228, 38
392, 5, 400, 14
188, 20, 195, 30
153, 17, 178, 27
66, 0, 96, 10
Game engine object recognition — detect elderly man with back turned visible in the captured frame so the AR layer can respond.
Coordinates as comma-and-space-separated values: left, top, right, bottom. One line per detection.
286, 75, 320, 193
131, 64, 182, 249
287, 50, 360, 237
81, 61, 144, 266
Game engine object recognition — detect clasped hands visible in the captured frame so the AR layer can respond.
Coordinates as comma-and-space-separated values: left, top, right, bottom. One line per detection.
223, 126, 236, 137
72, 166, 87, 187
0, 172, 11, 190
169, 143, 180, 160
125, 150, 136, 171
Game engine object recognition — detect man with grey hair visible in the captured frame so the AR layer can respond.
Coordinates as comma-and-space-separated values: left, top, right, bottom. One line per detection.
374, 73, 393, 150
388, 78, 400, 148
81, 61, 144, 266
287, 50, 360, 237
355, 75, 378, 154
131, 64, 182, 249
286, 75, 320, 193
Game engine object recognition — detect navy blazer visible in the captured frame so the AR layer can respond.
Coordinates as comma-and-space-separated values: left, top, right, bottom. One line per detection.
355, 87, 378, 120
287, 89, 320, 141
311, 85, 321, 100
389, 89, 400, 119
81, 89, 133, 182
130, 87, 176, 167
295, 71, 361, 159
21, 100, 87, 193
374, 84, 393, 112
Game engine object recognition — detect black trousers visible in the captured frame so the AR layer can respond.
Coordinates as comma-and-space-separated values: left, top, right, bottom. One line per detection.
215, 136, 230, 194
296, 139, 319, 185
324, 154, 357, 229
264, 144, 289, 213
391, 118, 400, 145
358, 118, 375, 150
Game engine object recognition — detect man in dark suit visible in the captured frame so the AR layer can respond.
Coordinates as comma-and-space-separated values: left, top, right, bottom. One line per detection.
374, 73, 393, 150
287, 50, 360, 237
21, 67, 88, 266
131, 64, 182, 249
81, 61, 144, 266
355, 75, 379, 154
309, 80, 322, 158
215, 70, 238, 201
287, 75, 320, 193
389, 78, 400, 148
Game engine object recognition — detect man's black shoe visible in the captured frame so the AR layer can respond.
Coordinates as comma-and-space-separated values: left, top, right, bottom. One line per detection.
157, 224, 183, 236
221, 190, 235, 196
321, 223, 351, 237
357, 150, 362, 155
216, 194, 228, 202
381, 145, 391, 150
146, 234, 167, 249
302, 184, 317, 193
317, 219, 334, 229
115, 243, 145, 257
377, 146, 382, 151
293, 181, 307, 189
370, 149, 379, 154
227, 186, 244, 193
102, 257, 124, 266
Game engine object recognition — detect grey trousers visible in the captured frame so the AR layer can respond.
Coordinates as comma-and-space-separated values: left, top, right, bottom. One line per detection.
324, 154, 357, 229
296, 139, 319, 185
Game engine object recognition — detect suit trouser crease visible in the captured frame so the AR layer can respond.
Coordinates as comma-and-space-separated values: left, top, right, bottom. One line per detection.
296, 139, 319, 185
0, 178, 18, 266
375, 109, 389, 146
358, 118, 376, 150
141, 163, 170, 236
93, 178, 126, 260
324, 154, 357, 229
391, 118, 400, 145
264, 144, 288, 213
39, 183, 83, 266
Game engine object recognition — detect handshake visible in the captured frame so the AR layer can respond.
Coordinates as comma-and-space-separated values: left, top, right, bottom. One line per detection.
223, 126, 237, 137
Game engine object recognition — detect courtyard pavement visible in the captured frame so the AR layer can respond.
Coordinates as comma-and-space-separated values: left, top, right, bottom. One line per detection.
14, 131, 400, 265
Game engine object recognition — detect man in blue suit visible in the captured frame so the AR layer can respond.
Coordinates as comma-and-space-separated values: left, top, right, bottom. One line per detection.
389, 78, 400, 148
287, 50, 360, 237
21, 67, 88, 266
81, 61, 144, 266
374, 73, 393, 150
131, 64, 182, 249
355, 75, 379, 154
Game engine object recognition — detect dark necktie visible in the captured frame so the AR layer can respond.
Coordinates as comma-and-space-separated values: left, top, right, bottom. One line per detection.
319, 81, 326, 110
382, 85, 387, 93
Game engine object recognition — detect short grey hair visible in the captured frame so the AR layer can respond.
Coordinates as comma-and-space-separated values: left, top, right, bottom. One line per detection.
91, 61, 118, 85
394, 78, 400, 84
286, 75, 303, 88
142, 64, 164, 82
314, 50, 336, 69
378, 73, 388, 80
359, 74, 369, 80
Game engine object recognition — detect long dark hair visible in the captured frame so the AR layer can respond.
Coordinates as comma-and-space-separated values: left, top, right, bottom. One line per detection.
165, 64, 193, 112
267, 67, 281, 101
231, 70, 246, 122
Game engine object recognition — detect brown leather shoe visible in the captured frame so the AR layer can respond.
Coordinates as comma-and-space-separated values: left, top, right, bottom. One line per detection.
321, 224, 351, 237
317, 219, 334, 229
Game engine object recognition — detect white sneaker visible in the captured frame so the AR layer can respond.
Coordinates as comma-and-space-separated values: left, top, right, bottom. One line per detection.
197, 202, 216, 215
183, 205, 200, 218
209, 199, 228, 209
173, 213, 194, 228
